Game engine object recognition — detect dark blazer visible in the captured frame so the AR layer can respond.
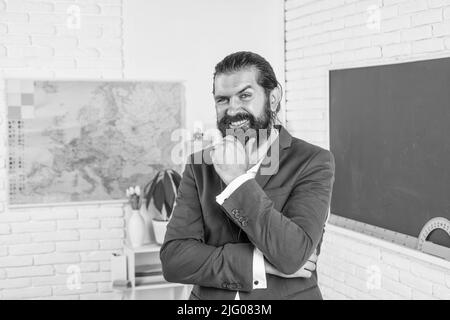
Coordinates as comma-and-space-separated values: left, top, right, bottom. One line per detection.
160, 125, 335, 300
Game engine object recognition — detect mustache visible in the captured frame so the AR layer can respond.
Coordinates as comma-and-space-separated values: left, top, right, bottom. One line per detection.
218, 112, 255, 126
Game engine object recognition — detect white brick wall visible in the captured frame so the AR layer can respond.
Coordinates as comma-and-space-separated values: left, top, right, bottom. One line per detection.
285, 0, 450, 149
0, 0, 125, 300
285, 0, 450, 299
0, 204, 125, 299
318, 225, 450, 299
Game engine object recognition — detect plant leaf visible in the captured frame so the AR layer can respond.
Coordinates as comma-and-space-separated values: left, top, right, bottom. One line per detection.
166, 171, 181, 219
171, 171, 182, 190
163, 171, 175, 212
144, 172, 160, 209
153, 178, 165, 213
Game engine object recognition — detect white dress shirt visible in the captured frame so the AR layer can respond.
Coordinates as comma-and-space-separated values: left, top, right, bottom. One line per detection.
215, 128, 279, 300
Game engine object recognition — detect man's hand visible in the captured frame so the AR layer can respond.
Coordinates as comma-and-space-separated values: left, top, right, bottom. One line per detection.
210, 135, 256, 185
264, 251, 318, 278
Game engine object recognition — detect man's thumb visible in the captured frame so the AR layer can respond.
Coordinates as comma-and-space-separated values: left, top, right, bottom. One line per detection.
246, 137, 257, 156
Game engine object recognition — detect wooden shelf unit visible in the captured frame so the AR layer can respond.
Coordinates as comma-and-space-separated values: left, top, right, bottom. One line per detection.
118, 242, 191, 300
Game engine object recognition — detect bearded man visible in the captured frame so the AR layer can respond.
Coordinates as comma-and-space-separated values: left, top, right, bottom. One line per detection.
161, 51, 335, 300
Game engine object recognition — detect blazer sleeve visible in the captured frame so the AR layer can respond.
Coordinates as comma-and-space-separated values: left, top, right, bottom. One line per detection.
220, 149, 335, 275
160, 156, 255, 292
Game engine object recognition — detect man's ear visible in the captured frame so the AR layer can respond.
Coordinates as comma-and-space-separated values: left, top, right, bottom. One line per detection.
269, 86, 282, 112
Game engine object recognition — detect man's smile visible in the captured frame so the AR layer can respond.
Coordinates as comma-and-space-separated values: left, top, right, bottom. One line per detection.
229, 119, 250, 129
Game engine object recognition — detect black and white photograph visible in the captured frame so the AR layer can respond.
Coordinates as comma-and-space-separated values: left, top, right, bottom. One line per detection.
0, 0, 449, 304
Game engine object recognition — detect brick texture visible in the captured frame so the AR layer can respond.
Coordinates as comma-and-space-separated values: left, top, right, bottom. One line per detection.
317, 226, 450, 299
0, 0, 125, 300
286, 0, 450, 300
285, 0, 450, 149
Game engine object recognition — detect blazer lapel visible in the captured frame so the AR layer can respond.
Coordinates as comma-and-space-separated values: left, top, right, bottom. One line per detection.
255, 125, 292, 189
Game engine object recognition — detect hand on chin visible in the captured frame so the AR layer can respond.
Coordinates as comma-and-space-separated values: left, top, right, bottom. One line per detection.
210, 135, 254, 185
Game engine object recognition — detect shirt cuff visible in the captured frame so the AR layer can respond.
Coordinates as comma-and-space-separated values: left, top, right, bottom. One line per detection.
252, 247, 267, 289
216, 173, 254, 205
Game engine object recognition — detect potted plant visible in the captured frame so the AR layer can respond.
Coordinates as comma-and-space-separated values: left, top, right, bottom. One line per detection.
126, 185, 145, 248
142, 169, 181, 245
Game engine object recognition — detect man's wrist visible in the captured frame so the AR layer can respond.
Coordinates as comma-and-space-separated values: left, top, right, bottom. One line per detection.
223, 170, 248, 185
252, 248, 267, 289
216, 173, 254, 205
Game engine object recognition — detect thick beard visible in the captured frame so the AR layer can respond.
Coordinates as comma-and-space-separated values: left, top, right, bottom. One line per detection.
216, 99, 273, 146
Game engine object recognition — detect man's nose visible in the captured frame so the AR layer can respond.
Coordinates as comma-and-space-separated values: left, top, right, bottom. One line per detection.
226, 97, 242, 116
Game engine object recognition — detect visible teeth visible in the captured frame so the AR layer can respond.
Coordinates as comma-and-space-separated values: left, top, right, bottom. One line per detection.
231, 120, 248, 126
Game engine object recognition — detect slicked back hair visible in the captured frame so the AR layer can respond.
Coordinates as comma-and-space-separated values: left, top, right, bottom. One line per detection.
213, 51, 283, 115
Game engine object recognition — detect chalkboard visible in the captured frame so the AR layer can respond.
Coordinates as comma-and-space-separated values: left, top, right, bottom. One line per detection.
330, 57, 450, 247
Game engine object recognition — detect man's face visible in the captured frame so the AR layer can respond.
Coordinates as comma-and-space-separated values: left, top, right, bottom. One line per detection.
214, 68, 272, 141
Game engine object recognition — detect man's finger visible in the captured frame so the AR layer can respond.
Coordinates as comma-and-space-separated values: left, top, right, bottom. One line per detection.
210, 140, 225, 152
303, 270, 312, 278
245, 137, 257, 155
207, 129, 223, 146
293, 269, 312, 278
223, 135, 248, 165
210, 144, 226, 164
223, 135, 237, 144
303, 260, 316, 272
308, 252, 318, 263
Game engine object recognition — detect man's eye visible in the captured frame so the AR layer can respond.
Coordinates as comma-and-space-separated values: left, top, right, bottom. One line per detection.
216, 98, 227, 104
240, 93, 251, 99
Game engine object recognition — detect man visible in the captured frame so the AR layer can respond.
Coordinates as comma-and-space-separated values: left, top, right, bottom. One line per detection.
161, 51, 335, 299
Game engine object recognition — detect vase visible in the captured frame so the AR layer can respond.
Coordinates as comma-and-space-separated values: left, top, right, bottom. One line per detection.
140, 205, 152, 244
128, 209, 145, 248
152, 219, 169, 245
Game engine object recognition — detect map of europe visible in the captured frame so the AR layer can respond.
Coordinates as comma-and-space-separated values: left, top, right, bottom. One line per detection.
7, 80, 184, 204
